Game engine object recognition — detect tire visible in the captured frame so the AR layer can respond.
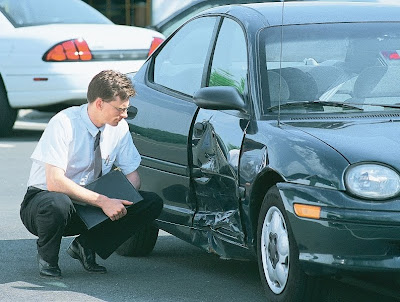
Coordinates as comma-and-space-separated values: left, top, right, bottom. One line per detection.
116, 224, 159, 257
257, 186, 320, 302
0, 78, 18, 137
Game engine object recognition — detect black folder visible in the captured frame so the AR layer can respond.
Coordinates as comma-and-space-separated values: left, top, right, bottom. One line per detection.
73, 169, 143, 230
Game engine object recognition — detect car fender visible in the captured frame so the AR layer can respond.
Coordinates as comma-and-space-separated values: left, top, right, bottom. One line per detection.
239, 120, 351, 249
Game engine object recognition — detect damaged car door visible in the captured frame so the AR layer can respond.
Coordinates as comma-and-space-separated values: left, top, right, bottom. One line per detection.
127, 16, 219, 229
190, 17, 250, 256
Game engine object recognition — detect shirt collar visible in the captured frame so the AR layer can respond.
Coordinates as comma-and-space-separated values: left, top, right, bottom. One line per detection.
80, 103, 105, 137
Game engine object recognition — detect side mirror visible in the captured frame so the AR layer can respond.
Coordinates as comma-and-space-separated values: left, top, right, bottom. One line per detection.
193, 86, 247, 113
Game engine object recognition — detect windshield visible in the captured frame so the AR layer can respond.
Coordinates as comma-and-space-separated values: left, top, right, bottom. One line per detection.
260, 22, 400, 114
0, 0, 112, 27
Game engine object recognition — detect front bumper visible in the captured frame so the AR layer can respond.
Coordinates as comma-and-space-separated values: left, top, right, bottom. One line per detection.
277, 183, 400, 275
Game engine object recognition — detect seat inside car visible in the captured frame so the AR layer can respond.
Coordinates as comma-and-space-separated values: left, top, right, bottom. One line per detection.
295, 65, 348, 100
272, 65, 353, 103
266, 70, 290, 108
279, 67, 319, 102
346, 66, 400, 106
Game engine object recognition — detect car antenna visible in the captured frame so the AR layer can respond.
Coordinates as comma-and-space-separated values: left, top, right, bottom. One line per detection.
278, 0, 285, 126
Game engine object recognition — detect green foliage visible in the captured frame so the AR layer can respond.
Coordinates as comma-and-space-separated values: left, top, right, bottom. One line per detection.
209, 68, 245, 94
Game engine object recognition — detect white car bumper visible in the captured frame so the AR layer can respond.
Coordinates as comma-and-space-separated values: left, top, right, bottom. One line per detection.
4, 60, 145, 108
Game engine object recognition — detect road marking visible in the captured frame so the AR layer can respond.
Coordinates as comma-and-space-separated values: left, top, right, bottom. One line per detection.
0, 143, 15, 148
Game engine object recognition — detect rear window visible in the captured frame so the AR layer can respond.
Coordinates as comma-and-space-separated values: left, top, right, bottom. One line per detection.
0, 0, 112, 27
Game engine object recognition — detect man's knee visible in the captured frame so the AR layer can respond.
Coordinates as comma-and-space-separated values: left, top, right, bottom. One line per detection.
132, 191, 163, 220
38, 191, 74, 222
142, 191, 163, 216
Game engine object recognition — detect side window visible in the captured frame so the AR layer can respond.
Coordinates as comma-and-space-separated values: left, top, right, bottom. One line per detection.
208, 18, 248, 95
153, 17, 217, 96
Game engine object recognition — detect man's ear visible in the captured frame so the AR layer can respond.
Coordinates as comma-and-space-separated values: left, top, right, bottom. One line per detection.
94, 97, 103, 110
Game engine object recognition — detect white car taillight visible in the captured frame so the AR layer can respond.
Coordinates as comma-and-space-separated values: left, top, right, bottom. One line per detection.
43, 38, 92, 61
148, 37, 164, 57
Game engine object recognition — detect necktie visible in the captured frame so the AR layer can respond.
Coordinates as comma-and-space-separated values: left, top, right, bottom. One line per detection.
93, 131, 102, 179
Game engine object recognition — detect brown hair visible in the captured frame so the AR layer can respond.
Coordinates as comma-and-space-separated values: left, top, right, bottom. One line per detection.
87, 70, 136, 103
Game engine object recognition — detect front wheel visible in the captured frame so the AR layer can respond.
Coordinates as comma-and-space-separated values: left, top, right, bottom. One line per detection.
257, 186, 319, 302
116, 224, 159, 257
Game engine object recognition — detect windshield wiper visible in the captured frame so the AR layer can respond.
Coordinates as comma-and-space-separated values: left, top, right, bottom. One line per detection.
349, 102, 400, 109
267, 100, 364, 112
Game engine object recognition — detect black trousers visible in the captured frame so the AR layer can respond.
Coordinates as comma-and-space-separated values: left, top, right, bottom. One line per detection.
20, 187, 163, 265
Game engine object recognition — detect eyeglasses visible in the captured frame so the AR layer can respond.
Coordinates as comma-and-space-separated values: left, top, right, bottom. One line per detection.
104, 101, 130, 113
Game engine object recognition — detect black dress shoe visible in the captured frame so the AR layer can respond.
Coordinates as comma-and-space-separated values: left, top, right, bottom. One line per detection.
67, 238, 107, 273
37, 254, 62, 278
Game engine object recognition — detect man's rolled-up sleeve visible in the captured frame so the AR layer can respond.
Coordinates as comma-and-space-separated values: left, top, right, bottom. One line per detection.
115, 125, 141, 175
31, 115, 71, 172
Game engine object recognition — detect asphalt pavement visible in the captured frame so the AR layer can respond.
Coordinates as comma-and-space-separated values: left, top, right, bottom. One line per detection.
0, 110, 399, 302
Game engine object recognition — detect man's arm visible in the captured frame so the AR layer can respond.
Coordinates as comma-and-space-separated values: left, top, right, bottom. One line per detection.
125, 170, 141, 190
45, 163, 131, 221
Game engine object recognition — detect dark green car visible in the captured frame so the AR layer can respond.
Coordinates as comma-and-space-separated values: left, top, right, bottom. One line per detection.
118, 1, 400, 301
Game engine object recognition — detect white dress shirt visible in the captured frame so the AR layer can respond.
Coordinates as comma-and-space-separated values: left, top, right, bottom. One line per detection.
27, 104, 141, 190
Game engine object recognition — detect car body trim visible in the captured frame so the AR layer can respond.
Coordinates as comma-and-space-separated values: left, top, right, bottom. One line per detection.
141, 155, 188, 176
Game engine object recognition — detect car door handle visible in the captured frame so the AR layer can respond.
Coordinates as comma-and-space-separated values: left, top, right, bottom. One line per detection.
194, 176, 211, 184
191, 167, 203, 178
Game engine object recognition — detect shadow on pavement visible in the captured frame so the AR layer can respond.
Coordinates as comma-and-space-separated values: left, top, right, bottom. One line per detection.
0, 236, 264, 302
0, 236, 399, 302
5, 129, 44, 141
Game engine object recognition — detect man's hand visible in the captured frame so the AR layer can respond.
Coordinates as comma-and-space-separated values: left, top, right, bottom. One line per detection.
45, 163, 133, 220
101, 197, 133, 221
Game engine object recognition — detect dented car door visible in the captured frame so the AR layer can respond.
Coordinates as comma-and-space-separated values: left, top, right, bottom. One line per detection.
189, 16, 249, 254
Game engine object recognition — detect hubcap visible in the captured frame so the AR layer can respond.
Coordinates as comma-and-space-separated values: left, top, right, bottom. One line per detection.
260, 206, 289, 294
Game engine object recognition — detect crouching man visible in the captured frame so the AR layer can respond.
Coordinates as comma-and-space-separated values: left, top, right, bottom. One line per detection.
20, 70, 163, 278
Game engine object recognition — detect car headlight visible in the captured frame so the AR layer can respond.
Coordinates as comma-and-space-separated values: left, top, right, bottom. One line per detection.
345, 163, 400, 200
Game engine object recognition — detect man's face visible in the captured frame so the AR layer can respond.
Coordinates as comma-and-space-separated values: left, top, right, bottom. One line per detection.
102, 96, 130, 126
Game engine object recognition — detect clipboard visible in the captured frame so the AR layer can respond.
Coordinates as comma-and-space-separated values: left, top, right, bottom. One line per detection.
73, 169, 143, 229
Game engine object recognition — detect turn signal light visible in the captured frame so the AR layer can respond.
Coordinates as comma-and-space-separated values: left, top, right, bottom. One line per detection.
148, 37, 164, 57
294, 204, 321, 219
43, 39, 92, 61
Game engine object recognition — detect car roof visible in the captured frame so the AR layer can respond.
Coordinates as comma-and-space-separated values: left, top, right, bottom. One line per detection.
152, 0, 280, 33
202, 1, 400, 27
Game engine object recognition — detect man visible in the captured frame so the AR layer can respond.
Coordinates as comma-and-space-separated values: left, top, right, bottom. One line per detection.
20, 70, 163, 278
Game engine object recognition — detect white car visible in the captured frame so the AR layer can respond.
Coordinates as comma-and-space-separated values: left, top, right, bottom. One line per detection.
0, 0, 165, 136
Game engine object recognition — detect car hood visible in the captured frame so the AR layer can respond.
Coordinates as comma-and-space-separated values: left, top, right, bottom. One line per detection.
14, 23, 164, 50
287, 118, 400, 167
